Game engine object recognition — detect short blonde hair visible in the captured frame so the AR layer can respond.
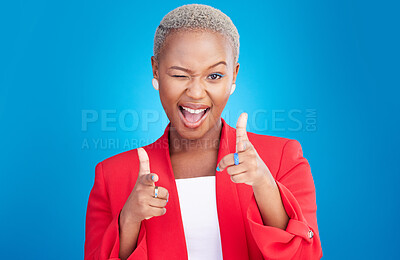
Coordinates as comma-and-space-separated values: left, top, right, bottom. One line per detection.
153, 4, 240, 63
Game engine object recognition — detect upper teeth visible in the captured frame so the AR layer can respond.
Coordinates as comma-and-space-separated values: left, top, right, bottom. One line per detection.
181, 106, 207, 114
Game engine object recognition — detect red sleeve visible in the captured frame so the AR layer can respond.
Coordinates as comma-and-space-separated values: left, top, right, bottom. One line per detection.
247, 140, 323, 260
84, 162, 148, 260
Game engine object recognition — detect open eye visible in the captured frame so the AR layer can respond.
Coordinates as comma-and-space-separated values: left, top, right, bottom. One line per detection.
208, 73, 225, 80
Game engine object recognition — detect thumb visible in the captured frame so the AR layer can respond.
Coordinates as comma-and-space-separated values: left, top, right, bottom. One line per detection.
236, 112, 249, 152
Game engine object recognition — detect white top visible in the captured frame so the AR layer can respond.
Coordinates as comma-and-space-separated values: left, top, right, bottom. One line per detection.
175, 176, 223, 260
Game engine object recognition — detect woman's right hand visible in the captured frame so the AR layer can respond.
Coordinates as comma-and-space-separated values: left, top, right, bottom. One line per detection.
120, 147, 169, 225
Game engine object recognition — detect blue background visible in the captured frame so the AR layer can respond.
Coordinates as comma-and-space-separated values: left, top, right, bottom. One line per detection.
1, 0, 399, 259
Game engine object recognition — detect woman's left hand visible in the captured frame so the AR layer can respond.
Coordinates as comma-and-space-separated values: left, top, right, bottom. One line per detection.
217, 113, 275, 189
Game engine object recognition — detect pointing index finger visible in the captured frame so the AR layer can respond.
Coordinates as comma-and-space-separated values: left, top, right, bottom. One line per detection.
137, 147, 150, 176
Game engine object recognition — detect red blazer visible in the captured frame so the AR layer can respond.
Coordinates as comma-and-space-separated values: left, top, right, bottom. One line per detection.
84, 118, 323, 260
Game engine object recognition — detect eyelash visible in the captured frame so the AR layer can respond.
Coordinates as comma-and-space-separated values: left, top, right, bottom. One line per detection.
208, 73, 225, 80
172, 73, 225, 80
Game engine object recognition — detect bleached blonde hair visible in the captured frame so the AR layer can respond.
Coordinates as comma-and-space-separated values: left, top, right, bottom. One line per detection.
153, 4, 240, 63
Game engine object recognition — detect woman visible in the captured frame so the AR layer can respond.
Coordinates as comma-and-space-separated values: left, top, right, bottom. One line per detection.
84, 4, 322, 260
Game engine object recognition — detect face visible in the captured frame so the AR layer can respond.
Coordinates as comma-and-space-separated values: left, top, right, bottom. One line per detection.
151, 29, 240, 140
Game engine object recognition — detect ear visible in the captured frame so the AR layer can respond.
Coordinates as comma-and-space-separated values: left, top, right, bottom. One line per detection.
230, 62, 240, 95
232, 62, 240, 80
151, 56, 160, 91
151, 56, 159, 79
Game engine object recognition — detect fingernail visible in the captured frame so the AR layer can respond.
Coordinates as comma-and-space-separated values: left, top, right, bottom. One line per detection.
151, 175, 155, 181
167, 198, 169, 202
216, 166, 221, 172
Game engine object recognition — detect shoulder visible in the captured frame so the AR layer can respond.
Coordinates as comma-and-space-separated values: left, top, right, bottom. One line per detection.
247, 131, 291, 148
100, 148, 138, 172
247, 131, 303, 155
246, 131, 305, 177
97, 136, 166, 179
92, 149, 139, 188
225, 119, 295, 152
99, 136, 164, 169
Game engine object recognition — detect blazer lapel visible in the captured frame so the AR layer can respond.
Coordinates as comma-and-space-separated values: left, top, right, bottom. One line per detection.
215, 118, 250, 260
144, 124, 188, 259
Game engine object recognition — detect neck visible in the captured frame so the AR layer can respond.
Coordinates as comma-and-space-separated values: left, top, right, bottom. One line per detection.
168, 118, 222, 154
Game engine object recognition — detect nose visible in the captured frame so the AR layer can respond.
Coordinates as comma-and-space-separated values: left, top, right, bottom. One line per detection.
186, 78, 206, 99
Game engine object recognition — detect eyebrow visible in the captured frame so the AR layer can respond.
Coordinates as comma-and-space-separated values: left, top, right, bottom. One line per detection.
168, 61, 227, 73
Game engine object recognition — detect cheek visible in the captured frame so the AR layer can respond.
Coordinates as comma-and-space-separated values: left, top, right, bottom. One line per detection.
208, 83, 231, 106
159, 79, 182, 101
158, 83, 174, 114
158, 79, 188, 117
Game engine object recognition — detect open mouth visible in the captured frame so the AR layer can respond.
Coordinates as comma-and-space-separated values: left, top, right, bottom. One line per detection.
178, 105, 210, 129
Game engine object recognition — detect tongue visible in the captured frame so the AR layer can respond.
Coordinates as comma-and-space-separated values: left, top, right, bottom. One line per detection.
182, 109, 205, 123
